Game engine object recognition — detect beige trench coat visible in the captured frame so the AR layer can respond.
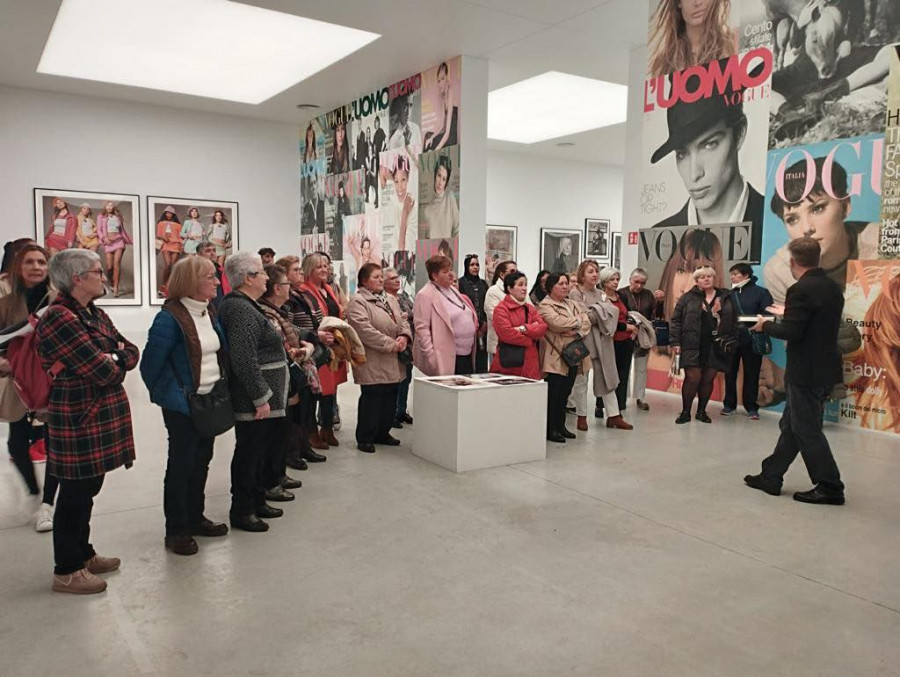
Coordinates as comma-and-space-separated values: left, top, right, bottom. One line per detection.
537, 296, 591, 377
346, 289, 412, 386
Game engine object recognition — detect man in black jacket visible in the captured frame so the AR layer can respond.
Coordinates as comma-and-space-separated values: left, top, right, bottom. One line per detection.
723, 264, 773, 419
745, 237, 845, 505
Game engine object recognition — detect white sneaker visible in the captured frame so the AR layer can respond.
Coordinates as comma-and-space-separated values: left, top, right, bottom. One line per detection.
35, 502, 54, 532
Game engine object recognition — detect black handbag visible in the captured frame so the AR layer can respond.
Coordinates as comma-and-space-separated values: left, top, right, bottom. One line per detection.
548, 335, 590, 368
498, 343, 525, 368
497, 306, 529, 369
731, 291, 771, 356
712, 330, 738, 357
169, 359, 234, 438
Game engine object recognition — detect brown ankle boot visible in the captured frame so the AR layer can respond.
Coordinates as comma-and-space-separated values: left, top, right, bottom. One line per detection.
321, 427, 339, 446
606, 415, 633, 430
576, 415, 588, 431
309, 429, 329, 450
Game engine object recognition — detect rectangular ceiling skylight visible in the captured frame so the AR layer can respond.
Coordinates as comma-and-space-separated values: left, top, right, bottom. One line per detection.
37, 0, 380, 104
488, 72, 628, 144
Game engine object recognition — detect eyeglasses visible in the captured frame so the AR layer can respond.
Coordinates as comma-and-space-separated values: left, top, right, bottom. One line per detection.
274, 281, 291, 287
246, 271, 262, 278
83, 269, 106, 278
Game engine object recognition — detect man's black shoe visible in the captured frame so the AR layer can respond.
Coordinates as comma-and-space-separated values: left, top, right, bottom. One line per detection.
375, 435, 401, 446
560, 428, 576, 439
743, 474, 781, 496
230, 515, 269, 532
793, 487, 845, 505
301, 448, 327, 463
357, 443, 376, 453
256, 504, 284, 519
546, 432, 566, 443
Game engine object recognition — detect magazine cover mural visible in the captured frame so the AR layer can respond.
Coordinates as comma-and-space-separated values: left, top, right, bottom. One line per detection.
415, 237, 457, 290
299, 58, 462, 300
761, 134, 883, 304
640, 48, 772, 261
324, 170, 365, 261
638, 222, 754, 398
34, 188, 141, 306
881, 45, 900, 257
642, 1, 900, 435
840, 259, 900, 433
419, 147, 460, 241
421, 57, 461, 152
737, 0, 900, 148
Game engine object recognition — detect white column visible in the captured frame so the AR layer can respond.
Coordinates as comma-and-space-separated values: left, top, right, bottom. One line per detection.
621, 44, 648, 277
458, 55, 489, 273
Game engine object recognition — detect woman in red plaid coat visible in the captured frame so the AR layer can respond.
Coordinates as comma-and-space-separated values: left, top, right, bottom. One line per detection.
36, 249, 139, 595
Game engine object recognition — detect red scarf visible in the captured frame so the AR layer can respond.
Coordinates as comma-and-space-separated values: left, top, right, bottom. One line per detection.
300, 281, 341, 319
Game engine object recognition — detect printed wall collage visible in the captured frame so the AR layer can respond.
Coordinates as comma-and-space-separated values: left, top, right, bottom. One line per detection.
638, 0, 900, 434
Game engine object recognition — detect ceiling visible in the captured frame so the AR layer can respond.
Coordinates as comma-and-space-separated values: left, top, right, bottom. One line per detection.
0, 0, 649, 165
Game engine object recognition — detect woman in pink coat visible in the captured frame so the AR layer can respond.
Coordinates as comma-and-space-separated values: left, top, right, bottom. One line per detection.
413, 254, 478, 376
490, 271, 547, 380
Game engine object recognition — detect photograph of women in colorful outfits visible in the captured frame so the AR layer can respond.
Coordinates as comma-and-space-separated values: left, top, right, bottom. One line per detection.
147, 197, 238, 305
34, 189, 141, 305
43, 196, 76, 255
74, 203, 99, 253
647, 0, 738, 77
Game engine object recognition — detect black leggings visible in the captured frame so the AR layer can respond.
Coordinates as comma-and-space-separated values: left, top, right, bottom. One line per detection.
8, 416, 58, 503
681, 366, 718, 414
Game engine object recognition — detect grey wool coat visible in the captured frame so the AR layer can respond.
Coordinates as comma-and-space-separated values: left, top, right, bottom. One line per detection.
218, 291, 289, 421
586, 299, 621, 397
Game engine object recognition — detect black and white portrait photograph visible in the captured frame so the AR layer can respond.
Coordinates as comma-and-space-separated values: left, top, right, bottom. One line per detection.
738, 0, 900, 148
640, 54, 769, 262
585, 218, 610, 261
540, 228, 582, 275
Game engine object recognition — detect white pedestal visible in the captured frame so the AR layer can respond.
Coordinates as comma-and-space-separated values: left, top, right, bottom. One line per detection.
412, 376, 547, 473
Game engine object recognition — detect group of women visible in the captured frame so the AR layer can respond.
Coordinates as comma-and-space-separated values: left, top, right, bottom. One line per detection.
0, 239, 740, 594
44, 197, 133, 297
156, 206, 231, 288
442, 254, 741, 440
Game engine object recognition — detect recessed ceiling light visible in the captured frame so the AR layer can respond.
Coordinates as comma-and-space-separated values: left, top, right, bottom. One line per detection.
488, 72, 627, 144
296, 104, 321, 110
556, 142, 576, 147
37, 0, 380, 105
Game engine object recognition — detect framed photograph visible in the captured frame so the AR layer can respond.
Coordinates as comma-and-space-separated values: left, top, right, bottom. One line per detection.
540, 228, 581, 275
612, 231, 622, 270
585, 218, 610, 263
34, 188, 142, 306
485, 225, 517, 282
147, 196, 238, 305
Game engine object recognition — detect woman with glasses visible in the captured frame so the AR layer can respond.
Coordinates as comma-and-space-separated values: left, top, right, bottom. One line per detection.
218, 252, 290, 533
36, 250, 140, 594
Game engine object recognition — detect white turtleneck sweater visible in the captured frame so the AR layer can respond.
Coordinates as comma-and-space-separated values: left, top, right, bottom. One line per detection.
180, 297, 221, 395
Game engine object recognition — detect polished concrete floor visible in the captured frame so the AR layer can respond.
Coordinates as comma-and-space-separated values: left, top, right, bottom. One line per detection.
1, 375, 898, 677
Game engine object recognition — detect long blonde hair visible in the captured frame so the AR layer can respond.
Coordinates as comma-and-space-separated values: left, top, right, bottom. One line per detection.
851, 272, 900, 433
648, 0, 735, 77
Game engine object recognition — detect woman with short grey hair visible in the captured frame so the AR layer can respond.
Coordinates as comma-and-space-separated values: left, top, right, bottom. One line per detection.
223, 251, 260, 290
218, 252, 290, 533
37, 249, 140, 594
47, 249, 101, 293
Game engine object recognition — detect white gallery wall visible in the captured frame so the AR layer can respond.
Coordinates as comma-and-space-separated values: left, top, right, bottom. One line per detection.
486, 150, 624, 278
0, 85, 300, 334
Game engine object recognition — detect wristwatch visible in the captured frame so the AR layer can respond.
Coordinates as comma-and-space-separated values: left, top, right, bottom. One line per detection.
110, 352, 120, 364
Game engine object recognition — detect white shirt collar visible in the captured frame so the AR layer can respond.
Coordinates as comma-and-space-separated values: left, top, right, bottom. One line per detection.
686, 180, 749, 225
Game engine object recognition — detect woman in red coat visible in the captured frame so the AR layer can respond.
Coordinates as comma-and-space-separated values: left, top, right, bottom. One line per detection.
490, 271, 547, 380
36, 249, 140, 595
